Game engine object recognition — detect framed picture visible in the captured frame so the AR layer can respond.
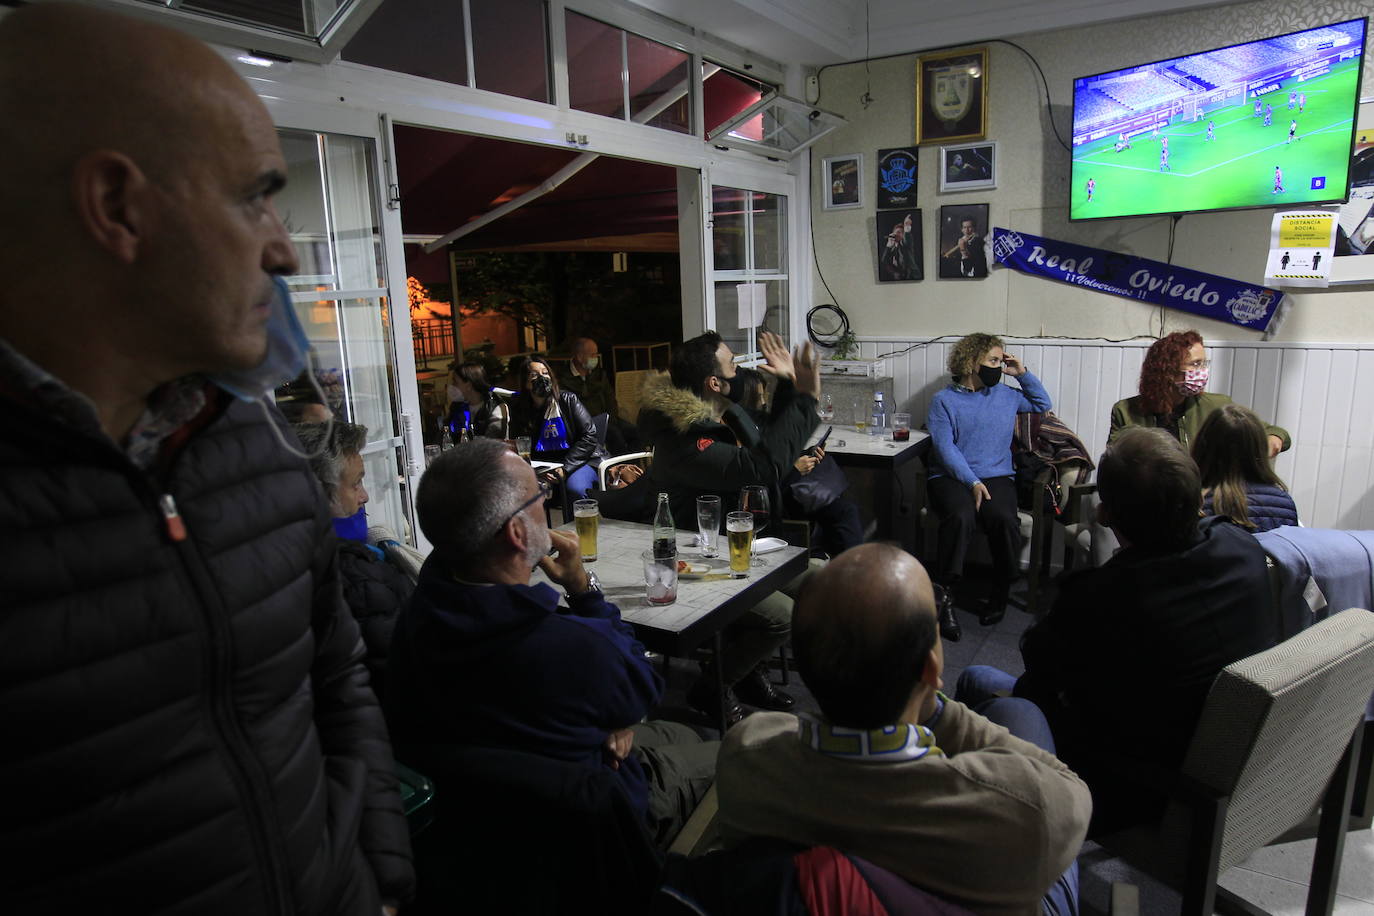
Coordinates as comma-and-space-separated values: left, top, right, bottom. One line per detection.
877, 147, 920, 209
876, 209, 923, 282
822, 154, 863, 210
917, 48, 988, 145
938, 203, 989, 279
939, 141, 997, 192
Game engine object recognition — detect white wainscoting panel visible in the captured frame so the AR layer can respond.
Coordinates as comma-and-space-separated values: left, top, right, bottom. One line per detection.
849, 337, 1374, 531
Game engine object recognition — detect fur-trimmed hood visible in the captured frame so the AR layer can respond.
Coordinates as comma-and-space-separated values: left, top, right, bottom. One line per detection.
636, 372, 714, 435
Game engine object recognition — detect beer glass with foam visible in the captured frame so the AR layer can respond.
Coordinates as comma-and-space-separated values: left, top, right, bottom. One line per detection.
726, 511, 754, 579
573, 498, 599, 562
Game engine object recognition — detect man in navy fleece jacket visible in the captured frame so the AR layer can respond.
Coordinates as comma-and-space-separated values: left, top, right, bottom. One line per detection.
387, 438, 717, 847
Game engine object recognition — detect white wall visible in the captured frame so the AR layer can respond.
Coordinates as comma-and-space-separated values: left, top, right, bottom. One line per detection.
846, 335, 1374, 530
808, 0, 1374, 344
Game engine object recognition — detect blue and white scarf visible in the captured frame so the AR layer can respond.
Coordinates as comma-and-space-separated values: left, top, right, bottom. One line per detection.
798, 702, 945, 763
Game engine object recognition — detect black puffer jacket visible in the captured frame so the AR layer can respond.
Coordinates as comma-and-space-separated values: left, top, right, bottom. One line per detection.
338, 539, 414, 703
508, 389, 607, 474
0, 387, 414, 914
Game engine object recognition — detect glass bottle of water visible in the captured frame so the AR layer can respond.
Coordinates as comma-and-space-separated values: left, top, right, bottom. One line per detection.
652, 493, 676, 560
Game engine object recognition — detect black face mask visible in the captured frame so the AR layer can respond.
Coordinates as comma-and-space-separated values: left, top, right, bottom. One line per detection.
977, 364, 1003, 390
716, 374, 745, 404
531, 375, 553, 398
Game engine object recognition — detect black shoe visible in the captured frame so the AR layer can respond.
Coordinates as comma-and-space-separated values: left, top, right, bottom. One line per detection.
978, 604, 1006, 627
935, 584, 961, 642
979, 586, 1010, 627
686, 675, 745, 726
733, 664, 796, 711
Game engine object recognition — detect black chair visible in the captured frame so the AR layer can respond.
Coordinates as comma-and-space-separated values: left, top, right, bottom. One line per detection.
405, 744, 663, 915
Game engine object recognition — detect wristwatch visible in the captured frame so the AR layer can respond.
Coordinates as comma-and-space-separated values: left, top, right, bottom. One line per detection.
568, 570, 601, 600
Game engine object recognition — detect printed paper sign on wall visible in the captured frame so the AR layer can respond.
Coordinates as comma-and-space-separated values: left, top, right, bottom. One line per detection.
1265, 210, 1337, 287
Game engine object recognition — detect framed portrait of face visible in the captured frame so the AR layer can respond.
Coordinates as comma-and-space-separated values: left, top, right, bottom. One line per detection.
939, 141, 997, 193
822, 153, 863, 210
938, 203, 990, 279
917, 48, 988, 145
876, 209, 923, 283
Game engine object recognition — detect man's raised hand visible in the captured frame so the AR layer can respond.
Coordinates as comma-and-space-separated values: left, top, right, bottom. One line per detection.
757, 330, 794, 381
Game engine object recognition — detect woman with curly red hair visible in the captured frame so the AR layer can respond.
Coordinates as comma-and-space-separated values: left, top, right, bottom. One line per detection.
1109, 330, 1289, 457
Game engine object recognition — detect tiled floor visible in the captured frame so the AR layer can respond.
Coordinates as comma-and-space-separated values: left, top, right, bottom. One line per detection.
653, 574, 1374, 916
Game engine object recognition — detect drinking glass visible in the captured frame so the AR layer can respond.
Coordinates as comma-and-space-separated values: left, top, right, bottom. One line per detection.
696, 495, 722, 558
738, 485, 770, 567
725, 511, 754, 579
818, 394, 835, 423
423, 444, 440, 468
573, 498, 599, 562
642, 550, 678, 605
892, 412, 911, 442
516, 436, 532, 462
853, 402, 868, 433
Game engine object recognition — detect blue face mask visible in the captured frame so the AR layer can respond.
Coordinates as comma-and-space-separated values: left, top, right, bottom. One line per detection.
210, 276, 311, 403
332, 506, 368, 542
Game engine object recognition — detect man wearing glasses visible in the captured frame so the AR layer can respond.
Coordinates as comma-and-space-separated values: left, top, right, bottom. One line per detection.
387, 439, 717, 849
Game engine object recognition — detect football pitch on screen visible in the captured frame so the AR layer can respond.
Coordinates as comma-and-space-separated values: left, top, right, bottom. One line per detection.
1071, 57, 1359, 219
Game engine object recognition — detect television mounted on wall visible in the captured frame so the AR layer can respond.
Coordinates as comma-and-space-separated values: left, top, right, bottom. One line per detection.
1069, 19, 1366, 221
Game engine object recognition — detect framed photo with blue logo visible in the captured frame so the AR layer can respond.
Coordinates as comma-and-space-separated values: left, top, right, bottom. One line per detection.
822, 153, 863, 210
917, 48, 988, 146
939, 141, 997, 193
877, 147, 919, 208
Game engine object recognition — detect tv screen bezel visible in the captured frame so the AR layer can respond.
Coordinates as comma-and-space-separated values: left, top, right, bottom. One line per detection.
1068, 17, 1368, 222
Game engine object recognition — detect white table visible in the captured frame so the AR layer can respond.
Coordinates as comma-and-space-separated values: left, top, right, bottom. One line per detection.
536, 517, 808, 731
536, 517, 808, 658
807, 425, 928, 539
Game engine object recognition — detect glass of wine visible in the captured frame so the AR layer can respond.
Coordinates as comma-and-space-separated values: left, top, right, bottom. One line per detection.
738, 485, 770, 567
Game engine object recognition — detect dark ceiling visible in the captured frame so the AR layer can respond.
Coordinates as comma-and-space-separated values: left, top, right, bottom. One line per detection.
394, 126, 680, 251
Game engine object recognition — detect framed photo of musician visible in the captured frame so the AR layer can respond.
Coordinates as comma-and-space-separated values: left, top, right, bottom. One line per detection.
822, 153, 863, 210
939, 141, 997, 192
876, 210, 924, 282
938, 203, 990, 279
916, 48, 988, 145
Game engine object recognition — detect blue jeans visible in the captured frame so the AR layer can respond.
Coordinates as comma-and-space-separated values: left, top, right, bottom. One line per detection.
565, 463, 598, 500
955, 665, 1081, 916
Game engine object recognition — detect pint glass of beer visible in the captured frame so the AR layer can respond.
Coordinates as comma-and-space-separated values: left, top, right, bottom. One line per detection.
726, 511, 754, 579
573, 499, 599, 562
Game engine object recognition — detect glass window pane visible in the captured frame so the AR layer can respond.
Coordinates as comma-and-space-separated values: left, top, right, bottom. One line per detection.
703, 64, 772, 139
471, 0, 550, 103
278, 131, 384, 291
627, 32, 689, 134
750, 191, 786, 273
711, 186, 747, 271
341, 0, 468, 86
566, 11, 624, 119
713, 280, 788, 356
298, 297, 408, 537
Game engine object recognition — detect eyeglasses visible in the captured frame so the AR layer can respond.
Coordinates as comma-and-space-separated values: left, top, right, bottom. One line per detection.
1182, 358, 1211, 371
501, 480, 552, 532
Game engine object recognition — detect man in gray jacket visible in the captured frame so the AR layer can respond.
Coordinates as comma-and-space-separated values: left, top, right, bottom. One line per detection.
0, 5, 413, 912
717, 544, 1090, 915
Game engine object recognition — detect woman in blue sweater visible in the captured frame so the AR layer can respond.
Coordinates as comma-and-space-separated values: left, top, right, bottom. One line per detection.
927, 333, 1052, 628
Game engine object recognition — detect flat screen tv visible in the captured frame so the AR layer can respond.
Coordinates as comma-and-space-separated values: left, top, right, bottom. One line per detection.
1070, 19, 1366, 220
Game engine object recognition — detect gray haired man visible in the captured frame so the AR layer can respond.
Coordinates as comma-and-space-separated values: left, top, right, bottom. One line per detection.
386, 439, 716, 846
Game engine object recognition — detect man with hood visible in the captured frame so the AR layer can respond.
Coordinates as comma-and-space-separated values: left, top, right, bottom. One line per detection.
636, 329, 821, 718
